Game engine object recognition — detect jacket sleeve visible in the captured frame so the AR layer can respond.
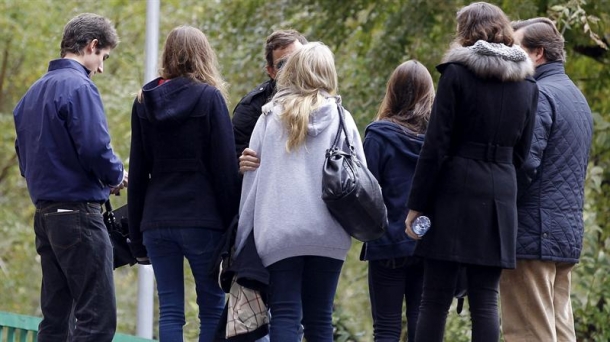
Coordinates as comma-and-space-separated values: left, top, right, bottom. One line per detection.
15, 139, 24, 177
344, 108, 366, 167
127, 99, 149, 258
207, 89, 241, 229
232, 97, 262, 161
517, 89, 551, 197
363, 130, 385, 183
407, 65, 459, 212
66, 84, 124, 187
234, 110, 268, 256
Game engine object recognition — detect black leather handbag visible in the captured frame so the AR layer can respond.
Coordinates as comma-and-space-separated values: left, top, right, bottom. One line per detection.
103, 201, 137, 269
321, 104, 388, 242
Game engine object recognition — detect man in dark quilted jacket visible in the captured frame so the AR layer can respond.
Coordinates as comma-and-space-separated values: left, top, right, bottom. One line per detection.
500, 18, 593, 342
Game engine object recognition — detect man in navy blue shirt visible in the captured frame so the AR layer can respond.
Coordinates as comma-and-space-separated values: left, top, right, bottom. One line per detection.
13, 13, 127, 342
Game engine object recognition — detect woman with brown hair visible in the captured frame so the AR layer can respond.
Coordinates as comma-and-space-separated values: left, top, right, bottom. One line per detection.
361, 60, 434, 341
404, 2, 538, 341
128, 26, 240, 341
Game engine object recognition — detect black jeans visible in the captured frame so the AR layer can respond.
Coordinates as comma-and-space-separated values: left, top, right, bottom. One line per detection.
415, 259, 502, 342
34, 201, 116, 342
368, 257, 423, 342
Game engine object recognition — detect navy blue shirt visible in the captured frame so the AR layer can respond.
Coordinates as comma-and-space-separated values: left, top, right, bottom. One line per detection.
13, 59, 124, 204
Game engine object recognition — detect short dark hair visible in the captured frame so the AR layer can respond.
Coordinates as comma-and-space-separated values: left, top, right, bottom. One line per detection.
455, 2, 514, 47
512, 18, 566, 62
60, 13, 119, 57
264, 29, 308, 68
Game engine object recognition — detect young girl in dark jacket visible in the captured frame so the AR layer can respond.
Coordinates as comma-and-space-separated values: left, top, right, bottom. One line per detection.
405, 3, 538, 341
128, 26, 240, 342
362, 60, 434, 342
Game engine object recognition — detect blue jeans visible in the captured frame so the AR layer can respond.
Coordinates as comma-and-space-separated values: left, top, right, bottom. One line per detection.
368, 257, 424, 342
415, 259, 502, 342
34, 201, 116, 342
267, 256, 343, 342
143, 227, 225, 342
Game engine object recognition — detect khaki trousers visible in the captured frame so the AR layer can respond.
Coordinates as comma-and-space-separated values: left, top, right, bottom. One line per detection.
500, 259, 576, 342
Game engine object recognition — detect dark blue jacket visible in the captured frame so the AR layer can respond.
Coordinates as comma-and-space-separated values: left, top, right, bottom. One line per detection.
13, 59, 124, 204
128, 77, 240, 258
361, 120, 424, 260
516, 62, 593, 263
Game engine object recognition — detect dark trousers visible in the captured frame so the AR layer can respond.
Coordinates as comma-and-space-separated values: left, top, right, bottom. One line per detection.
267, 256, 343, 342
415, 259, 502, 342
368, 257, 424, 342
34, 201, 116, 342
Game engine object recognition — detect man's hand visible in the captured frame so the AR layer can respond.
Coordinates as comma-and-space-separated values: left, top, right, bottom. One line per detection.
110, 170, 128, 195
239, 148, 260, 174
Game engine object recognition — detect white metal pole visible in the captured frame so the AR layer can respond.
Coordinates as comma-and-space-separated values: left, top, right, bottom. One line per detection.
136, 0, 160, 339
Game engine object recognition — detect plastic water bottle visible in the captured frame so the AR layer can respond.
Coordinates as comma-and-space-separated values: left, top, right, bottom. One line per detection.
412, 215, 431, 237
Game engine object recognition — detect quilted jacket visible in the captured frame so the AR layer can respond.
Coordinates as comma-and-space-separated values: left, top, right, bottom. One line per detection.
516, 61, 593, 263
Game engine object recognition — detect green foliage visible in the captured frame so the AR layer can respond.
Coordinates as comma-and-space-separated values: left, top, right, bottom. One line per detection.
1, 0, 610, 340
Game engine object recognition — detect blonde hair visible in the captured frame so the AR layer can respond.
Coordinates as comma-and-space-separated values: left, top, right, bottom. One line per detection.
273, 42, 338, 152
140, 26, 227, 102
376, 60, 434, 134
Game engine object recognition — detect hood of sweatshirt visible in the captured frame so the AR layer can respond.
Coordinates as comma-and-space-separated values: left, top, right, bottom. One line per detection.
307, 98, 341, 137
139, 76, 204, 124
365, 120, 425, 155
262, 96, 342, 137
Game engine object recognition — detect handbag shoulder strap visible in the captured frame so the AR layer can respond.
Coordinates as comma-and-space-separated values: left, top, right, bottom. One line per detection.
331, 104, 354, 152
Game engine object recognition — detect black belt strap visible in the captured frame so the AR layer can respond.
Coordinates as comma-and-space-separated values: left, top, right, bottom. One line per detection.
452, 142, 513, 163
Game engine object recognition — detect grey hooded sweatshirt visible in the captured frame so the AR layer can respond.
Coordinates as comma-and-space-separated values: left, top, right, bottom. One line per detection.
235, 97, 364, 267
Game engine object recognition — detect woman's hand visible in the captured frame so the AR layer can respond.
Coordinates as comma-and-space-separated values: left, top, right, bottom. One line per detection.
405, 210, 422, 240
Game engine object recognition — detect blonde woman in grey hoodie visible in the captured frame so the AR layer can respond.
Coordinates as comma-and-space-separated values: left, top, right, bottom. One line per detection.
235, 42, 364, 341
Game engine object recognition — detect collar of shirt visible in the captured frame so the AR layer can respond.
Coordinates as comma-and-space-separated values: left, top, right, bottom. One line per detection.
48, 58, 92, 78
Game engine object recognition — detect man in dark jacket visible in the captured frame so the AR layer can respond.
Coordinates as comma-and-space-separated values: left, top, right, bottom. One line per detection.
13, 13, 126, 342
233, 30, 306, 170
500, 18, 594, 342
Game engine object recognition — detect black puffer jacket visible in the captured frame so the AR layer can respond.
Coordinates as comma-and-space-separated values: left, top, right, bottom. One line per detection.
231, 79, 275, 160
516, 62, 593, 263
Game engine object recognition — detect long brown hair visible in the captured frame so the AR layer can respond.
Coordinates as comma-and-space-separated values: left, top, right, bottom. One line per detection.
159, 26, 227, 99
376, 60, 434, 134
455, 2, 514, 47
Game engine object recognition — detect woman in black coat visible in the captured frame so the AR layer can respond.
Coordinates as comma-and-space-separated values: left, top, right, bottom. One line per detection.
404, 3, 538, 341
